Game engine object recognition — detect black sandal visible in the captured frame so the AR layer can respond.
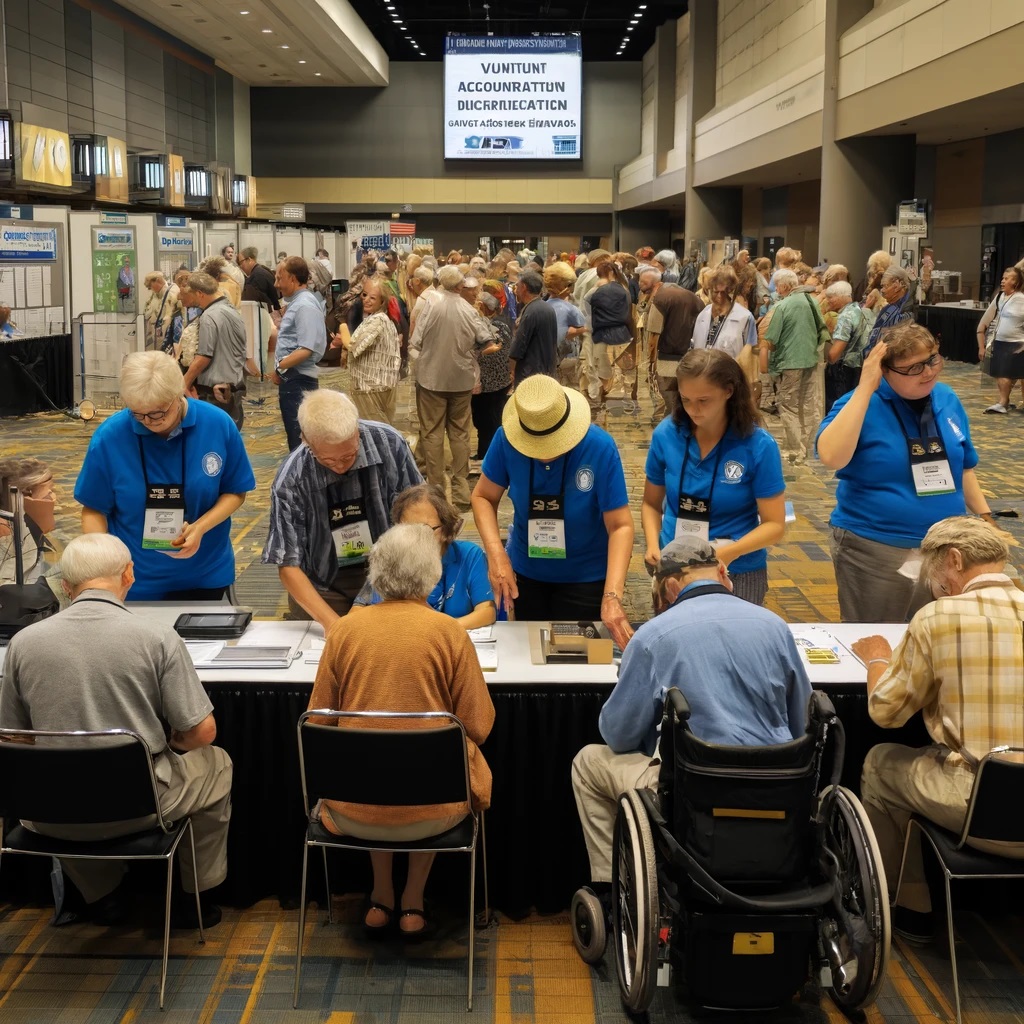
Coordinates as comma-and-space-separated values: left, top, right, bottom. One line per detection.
399, 908, 434, 940
363, 901, 394, 936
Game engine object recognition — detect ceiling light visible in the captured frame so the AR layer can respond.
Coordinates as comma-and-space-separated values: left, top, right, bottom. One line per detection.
638, 4, 646, 7
626, 26, 633, 31
261, 28, 272, 33
314, 72, 322, 76
281, 44, 289, 48
298, 59, 306, 63
239, 8, 249, 12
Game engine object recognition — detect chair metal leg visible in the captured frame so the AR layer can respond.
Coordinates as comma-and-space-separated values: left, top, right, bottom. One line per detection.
467, 839, 477, 1011
944, 871, 961, 1024
293, 841, 310, 1008
186, 821, 206, 944
480, 813, 489, 927
160, 857, 173, 1010
321, 845, 333, 925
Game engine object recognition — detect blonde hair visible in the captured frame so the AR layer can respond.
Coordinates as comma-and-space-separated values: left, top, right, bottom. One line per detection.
119, 351, 185, 409
919, 516, 1009, 583
144, 272, 166, 288
821, 264, 849, 288
544, 261, 577, 297
297, 389, 359, 445
880, 322, 937, 364
60, 534, 132, 590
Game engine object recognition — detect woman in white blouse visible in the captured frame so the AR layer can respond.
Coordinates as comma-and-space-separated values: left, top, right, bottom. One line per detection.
978, 266, 1024, 414
690, 266, 758, 360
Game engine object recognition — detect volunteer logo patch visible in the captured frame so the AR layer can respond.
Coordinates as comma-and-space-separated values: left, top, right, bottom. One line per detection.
575, 467, 595, 492
202, 452, 223, 477
724, 460, 745, 482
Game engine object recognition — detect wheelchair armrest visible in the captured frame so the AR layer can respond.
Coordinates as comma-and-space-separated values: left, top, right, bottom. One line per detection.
666, 688, 691, 722
637, 787, 666, 828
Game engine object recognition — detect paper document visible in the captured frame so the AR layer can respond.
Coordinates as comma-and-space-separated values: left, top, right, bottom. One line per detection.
184, 641, 226, 665
467, 626, 494, 643
474, 643, 498, 671
791, 627, 846, 667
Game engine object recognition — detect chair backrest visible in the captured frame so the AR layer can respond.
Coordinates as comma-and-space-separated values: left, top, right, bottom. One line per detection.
961, 748, 1024, 846
658, 688, 825, 885
297, 710, 472, 814
0, 729, 164, 828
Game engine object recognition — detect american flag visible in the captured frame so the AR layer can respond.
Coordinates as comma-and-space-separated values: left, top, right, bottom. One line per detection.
390, 221, 416, 236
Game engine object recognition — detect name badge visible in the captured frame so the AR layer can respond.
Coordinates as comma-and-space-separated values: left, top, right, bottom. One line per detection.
330, 498, 373, 566
142, 485, 184, 550
908, 437, 954, 497
528, 495, 566, 559
675, 492, 711, 542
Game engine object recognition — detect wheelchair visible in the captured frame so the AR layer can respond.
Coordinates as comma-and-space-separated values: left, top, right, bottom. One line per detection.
572, 688, 890, 1014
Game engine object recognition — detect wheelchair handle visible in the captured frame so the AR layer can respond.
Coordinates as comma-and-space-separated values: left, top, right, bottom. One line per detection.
666, 687, 691, 722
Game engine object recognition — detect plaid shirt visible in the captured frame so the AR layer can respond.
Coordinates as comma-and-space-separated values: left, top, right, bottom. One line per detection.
349, 310, 401, 392
869, 575, 1024, 768
262, 421, 421, 589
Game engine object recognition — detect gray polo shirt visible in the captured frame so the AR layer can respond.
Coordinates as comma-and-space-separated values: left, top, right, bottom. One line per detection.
197, 297, 247, 387
0, 590, 213, 781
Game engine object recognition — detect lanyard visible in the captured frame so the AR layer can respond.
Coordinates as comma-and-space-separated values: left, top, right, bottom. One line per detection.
888, 395, 940, 444
530, 456, 568, 500
137, 430, 187, 496
678, 433, 726, 508
707, 302, 735, 349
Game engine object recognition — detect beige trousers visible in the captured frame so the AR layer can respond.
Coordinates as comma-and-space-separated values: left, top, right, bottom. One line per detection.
775, 366, 819, 463
30, 745, 233, 903
859, 743, 1024, 913
351, 388, 396, 427
571, 743, 661, 883
416, 385, 473, 506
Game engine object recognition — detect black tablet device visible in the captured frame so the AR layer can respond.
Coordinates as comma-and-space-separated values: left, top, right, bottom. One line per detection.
174, 611, 253, 640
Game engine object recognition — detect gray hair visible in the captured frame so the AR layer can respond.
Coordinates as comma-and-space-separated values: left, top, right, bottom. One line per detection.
654, 249, 678, 271
412, 266, 435, 286
639, 267, 662, 282
438, 265, 465, 291
462, 276, 480, 290
479, 292, 499, 313
825, 281, 853, 301
919, 515, 1009, 583
882, 266, 911, 290
120, 350, 185, 408
61, 534, 132, 589
297, 389, 359, 446
773, 269, 798, 292
519, 268, 544, 295
186, 271, 219, 296
367, 523, 442, 600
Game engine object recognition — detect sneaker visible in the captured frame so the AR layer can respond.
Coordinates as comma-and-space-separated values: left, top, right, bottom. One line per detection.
892, 906, 933, 945
984, 403, 1008, 414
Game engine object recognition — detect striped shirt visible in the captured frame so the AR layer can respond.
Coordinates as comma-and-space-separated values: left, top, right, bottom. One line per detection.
409, 291, 495, 392
349, 310, 400, 392
261, 421, 422, 589
869, 575, 1024, 768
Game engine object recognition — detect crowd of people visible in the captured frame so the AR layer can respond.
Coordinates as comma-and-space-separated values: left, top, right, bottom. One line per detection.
1, 235, 1022, 950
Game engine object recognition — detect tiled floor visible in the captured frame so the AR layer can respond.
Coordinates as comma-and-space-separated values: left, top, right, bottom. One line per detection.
2, 358, 1024, 1022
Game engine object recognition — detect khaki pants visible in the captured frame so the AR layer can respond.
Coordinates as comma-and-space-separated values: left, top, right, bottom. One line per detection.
571, 744, 661, 883
775, 366, 819, 463
351, 387, 396, 427
30, 745, 233, 903
860, 743, 1024, 912
416, 385, 473, 506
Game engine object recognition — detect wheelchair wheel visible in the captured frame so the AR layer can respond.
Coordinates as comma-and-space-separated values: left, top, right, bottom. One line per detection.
571, 887, 607, 965
819, 786, 891, 1012
611, 788, 659, 1014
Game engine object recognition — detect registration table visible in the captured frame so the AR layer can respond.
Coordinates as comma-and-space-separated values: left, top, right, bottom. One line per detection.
0, 610, 927, 917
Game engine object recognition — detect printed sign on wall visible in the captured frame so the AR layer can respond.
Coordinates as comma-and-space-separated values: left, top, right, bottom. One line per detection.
95, 137, 129, 204
91, 226, 138, 313
346, 221, 391, 274
16, 124, 72, 188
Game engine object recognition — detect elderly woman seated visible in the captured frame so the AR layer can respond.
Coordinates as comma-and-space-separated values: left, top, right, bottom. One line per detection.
306, 523, 495, 936
353, 484, 496, 629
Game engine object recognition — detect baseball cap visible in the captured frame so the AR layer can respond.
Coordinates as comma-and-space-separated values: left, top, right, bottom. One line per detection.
655, 537, 720, 578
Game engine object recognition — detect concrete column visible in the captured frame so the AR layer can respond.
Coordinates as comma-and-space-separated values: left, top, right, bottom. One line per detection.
653, 21, 676, 177
819, 0, 915, 267
684, 0, 740, 257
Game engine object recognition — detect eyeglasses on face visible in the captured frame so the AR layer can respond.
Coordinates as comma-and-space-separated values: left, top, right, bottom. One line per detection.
886, 352, 943, 376
132, 398, 178, 423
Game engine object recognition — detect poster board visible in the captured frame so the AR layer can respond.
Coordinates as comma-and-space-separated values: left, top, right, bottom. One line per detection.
168, 155, 186, 207
0, 220, 67, 337
91, 226, 138, 314
15, 123, 72, 188
95, 137, 129, 204
346, 221, 391, 274
156, 226, 196, 279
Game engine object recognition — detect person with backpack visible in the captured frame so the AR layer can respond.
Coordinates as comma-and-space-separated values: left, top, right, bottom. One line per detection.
824, 281, 873, 413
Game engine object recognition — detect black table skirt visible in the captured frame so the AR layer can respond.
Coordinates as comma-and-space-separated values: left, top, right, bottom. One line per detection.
0, 683, 928, 917
916, 306, 984, 364
0, 335, 74, 416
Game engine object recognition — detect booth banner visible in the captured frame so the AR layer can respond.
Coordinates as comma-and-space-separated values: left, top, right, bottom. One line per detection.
346, 220, 391, 272
0, 225, 58, 262
16, 124, 72, 188
390, 221, 416, 254
95, 136, 128, 204
157, 228, 195, 279
92, 226, 138, 314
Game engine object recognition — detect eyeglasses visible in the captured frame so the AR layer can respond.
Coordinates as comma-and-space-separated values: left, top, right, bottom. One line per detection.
132, 398, 179, 423
886, 352, 943, 376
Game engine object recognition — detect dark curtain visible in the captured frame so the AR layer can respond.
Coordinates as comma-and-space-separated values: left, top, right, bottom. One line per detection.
0, 335, 74, 416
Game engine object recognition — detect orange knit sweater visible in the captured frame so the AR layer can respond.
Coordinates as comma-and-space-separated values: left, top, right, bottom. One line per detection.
307, 599, 495, 826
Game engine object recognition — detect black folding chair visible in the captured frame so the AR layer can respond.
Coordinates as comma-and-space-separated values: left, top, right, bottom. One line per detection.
0, 729, 206, 1010
294, 709, 489, 1010
896, 748, 1024, 1024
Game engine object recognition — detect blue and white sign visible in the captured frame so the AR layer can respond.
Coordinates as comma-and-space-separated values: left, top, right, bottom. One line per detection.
158, 215, 189, 228
444, 35, 582, 160
0, 225, 58, 261
94, 230, 134, 250
157, 230, 194, 253
100, 211, 128, 225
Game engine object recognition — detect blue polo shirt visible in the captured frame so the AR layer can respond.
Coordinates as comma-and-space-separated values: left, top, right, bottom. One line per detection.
645, 420, 784, 574
74, 401, 256, 600
276, 289, 326, 376
816, 379, 977, 548
482, 424, 629, 584
356, 539, 494, 618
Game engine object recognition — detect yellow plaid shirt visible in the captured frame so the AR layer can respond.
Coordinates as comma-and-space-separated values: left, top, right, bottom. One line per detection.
869, 575, 1024, 769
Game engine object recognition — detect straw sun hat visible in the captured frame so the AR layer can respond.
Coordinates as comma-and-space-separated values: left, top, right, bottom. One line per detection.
501, 374, 591, 461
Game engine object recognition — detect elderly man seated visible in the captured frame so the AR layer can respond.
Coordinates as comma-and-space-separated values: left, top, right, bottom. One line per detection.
571, 536, 812, 902
0, 534, 232, 927
853, 516, 1024, 943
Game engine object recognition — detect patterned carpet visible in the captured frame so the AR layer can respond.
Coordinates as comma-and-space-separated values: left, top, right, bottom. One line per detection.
2, 359, 1024, 1022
